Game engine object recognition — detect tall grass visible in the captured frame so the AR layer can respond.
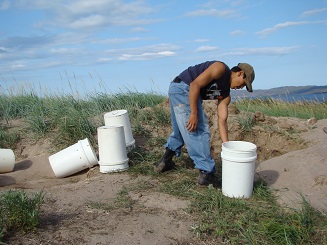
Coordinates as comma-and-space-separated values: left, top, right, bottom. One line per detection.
234, 97, 327, 119
0, 88, 166, 149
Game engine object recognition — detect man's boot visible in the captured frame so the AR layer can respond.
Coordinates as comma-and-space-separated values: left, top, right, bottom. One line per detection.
197, 171, 219, 187
155, 148, 176, 173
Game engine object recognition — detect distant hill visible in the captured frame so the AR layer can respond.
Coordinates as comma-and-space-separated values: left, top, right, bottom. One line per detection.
231, 85, 327, 99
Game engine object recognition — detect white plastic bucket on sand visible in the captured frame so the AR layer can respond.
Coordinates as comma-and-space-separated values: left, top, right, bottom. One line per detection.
221, 141, 257, 198
97, 125, 129, 173
49, 138, 98, 178
0, 149, 15, 173
104, 110, 135, 151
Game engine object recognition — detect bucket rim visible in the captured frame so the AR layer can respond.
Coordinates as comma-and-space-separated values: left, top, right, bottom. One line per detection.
126, 139, 135, 147
98, 158, 129, 166
100, 163, 129, 173
104, 109, 128, 117
222, 141, 257, 151
78, 138, 98, 168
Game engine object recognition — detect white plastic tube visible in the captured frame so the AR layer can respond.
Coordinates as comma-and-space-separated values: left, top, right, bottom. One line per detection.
48, 138, 98, 178
0, 149, 15, 173
97, 125, 129, 173
104, 110, 135, 150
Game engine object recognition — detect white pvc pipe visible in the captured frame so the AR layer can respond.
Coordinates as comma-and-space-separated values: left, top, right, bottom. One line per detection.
104, 110, 135, 150
0, 149, 15, 173
48, 138, 98, 178
97, 125, 129, 173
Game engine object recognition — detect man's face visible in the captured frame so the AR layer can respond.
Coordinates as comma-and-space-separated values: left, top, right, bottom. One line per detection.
231, 71, 246, 90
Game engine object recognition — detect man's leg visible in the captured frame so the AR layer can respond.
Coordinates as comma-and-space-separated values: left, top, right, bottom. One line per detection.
155, 82, 186, 172
173, 98, 216, 173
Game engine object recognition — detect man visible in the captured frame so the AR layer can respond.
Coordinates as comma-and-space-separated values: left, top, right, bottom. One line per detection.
155, 61, 255, 186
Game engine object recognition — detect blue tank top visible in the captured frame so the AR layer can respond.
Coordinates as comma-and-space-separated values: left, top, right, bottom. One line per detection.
178, 61, 231, 100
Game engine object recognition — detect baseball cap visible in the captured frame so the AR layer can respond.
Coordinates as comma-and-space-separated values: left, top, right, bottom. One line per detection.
238, 63, 255, 92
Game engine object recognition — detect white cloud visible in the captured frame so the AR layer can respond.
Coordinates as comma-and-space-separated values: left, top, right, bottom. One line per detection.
10, 0, 161, 30
195, 45, 219, 52
229, 30, 244, 36
97, 57, 113, 63
193, 39, 210, 43
119, 51, 175, 61
301, 8, 327, 17
223, 46, 300, 56
101, 43, 180, 62
69, 14, 107, 29
256, 21, 312, 37
186, 8, 236, 17
0, 47, 9, 53
50, 47, 82, 55
10, 64, 26, 69
130, 27, 149, 33
93, 37, 142, 45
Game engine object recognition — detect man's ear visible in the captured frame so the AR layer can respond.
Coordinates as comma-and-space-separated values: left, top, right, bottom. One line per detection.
239, 70, 245, 77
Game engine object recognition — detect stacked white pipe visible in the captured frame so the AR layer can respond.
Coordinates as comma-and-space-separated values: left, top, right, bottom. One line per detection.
97, 109, 134, 173
97, 125, 129, 173
0, 149, 15, 173
104, 110, 135, 152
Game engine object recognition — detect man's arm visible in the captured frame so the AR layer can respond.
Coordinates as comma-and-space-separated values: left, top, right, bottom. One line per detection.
217, 95, 230, 142
187, 62, 226, 131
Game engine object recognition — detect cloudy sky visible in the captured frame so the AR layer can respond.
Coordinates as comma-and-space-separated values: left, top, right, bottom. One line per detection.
0, 0, 326, 96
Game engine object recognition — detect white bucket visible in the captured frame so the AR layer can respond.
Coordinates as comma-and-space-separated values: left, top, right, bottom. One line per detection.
49, 138, 98, 178
0, 149, 15, 173
97, 125, 129, 173
104, 110, 135, 151
221, 141, 257, 198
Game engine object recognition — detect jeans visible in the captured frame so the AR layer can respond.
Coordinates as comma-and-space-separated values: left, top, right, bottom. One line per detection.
164, 81, 216, 174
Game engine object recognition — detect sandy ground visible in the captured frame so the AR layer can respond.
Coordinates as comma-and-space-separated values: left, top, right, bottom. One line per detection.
0, 102, 326, 244
256, 119, 327, 212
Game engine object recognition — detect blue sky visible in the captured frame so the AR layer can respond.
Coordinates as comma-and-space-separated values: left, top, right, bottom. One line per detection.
0, 0, 326, 96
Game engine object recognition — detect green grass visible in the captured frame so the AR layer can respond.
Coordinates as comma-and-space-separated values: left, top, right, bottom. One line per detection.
234, 97, 327, 119
0, 190, 45, 241
0, 126, 20, 148
187, 182, 326, 244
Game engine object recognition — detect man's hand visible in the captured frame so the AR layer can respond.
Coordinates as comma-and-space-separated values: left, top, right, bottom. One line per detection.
186, 114, 198, 131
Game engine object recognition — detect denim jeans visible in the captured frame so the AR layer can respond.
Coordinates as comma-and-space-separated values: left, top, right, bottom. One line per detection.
164, 81, 216, 174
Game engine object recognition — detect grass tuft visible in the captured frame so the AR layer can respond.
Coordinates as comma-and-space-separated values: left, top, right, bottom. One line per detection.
0, 126, 20, 148
87, 187, 133, 212
0, 190, 44, 241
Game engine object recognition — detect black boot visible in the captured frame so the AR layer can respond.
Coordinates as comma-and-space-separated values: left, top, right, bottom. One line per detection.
197, 171, 219, 187
155, 148, 176, 173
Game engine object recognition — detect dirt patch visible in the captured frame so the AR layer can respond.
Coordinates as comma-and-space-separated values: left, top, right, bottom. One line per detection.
1, 100, 326, 244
